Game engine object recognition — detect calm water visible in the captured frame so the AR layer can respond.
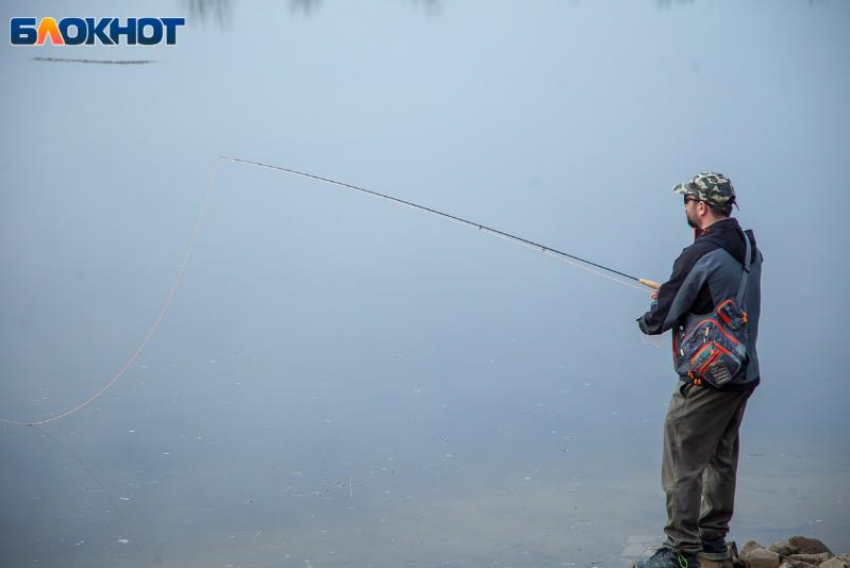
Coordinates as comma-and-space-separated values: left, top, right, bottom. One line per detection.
2, 1, 849, 566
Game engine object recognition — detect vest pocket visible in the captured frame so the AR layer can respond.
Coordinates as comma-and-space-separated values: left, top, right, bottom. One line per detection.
675, 314, 747, 388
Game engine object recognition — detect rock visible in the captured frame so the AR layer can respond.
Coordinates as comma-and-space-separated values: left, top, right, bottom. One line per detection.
819, 559, 849, 568
769, 542, 799, 557
788, 554, 833, 565
741, 542, 767, 557
778, 560, 817, 568
787, 537, 833, 556
701, 557, 734, 568
743, 549, 781, 568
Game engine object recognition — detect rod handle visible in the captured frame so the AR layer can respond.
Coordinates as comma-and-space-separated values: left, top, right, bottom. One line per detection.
639, 278, 661, 290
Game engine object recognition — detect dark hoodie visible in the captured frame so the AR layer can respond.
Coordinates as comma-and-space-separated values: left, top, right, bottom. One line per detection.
637, 218, 763, 389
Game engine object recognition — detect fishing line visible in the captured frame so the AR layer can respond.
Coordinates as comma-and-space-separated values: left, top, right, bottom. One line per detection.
2, 155, 657, 427
28, 424, 149, 566
1, 161, 219, 427
542, 250, 648, 292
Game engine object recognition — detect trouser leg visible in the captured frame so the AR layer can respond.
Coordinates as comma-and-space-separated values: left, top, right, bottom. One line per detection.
698, 389, 751, 541
661, 384, 752, 554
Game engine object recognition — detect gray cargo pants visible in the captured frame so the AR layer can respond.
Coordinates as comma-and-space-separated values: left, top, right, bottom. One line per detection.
662, 382, 753, 554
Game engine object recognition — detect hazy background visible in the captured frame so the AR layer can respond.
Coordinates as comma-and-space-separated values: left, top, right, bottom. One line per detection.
1, 1, 848, 566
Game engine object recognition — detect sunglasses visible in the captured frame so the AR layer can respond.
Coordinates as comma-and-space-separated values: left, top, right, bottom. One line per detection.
683, 196, 701, 205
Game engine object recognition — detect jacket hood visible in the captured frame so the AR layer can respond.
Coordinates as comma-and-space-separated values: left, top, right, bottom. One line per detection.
697, 218, 752, 265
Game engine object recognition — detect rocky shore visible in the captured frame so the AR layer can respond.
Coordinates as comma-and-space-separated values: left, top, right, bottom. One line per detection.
706, 536, 849, 568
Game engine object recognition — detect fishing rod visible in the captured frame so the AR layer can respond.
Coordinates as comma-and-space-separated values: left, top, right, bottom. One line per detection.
221, 156, 662, 291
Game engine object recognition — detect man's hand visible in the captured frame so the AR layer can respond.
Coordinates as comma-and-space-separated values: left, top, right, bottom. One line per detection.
650, 291, 658, 300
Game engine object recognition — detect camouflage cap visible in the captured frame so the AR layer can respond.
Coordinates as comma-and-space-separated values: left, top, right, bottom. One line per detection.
672, 172, 736, 207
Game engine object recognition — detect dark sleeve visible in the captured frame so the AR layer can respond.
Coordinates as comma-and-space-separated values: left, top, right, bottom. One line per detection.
637, 244, 710, 335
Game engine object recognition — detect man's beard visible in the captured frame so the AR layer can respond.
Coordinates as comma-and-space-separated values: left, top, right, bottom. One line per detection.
686, 215, 697, 229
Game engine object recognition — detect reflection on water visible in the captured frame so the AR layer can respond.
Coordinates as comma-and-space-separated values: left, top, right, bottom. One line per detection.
289, 0, 322, 15
32, 57, 156, 65
655, 0, 696, 8
183, 0, 232, 27
413, 0, 443, 16
184, 0, 442, 22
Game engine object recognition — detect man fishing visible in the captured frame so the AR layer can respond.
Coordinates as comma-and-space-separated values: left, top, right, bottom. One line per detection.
635, 173, 763, 568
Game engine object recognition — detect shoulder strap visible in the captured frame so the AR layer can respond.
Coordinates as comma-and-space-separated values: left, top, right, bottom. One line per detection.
735, 230, 753, 305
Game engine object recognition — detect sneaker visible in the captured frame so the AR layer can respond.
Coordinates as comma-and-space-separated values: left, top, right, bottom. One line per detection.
634, 547, 701, 568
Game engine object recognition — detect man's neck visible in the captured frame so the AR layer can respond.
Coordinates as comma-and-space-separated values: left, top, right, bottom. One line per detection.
699, 215, 729, 231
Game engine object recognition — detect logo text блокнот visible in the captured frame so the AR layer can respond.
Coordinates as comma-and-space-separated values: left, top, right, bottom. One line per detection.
10, 17, 186, 46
